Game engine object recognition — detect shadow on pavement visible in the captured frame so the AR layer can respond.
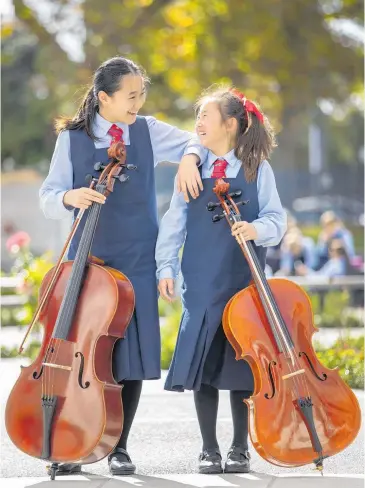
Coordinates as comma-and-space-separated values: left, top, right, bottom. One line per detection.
7, 471, 364, 488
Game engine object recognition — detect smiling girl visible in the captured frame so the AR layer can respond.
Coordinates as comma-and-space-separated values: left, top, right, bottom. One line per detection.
39, 56, 205, 476
156, 86, 287, 474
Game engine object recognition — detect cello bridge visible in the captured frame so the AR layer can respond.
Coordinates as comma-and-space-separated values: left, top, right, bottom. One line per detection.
282, 369, 305, 380
42, 362, 72, 371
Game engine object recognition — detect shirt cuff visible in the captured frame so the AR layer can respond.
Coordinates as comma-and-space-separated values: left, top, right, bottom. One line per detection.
252, 221, 272, 247
58, 191, 74, 215
182, 145, 205, 166
157, 267, 175, 280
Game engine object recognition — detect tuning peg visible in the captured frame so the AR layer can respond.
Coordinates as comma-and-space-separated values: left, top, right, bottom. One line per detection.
94, 162, 107, 171
113, 174, 129, 183
212, 213, 225, 223
236, 199, 250, 207
207, 201, 221, 211
85, 174, 94, 185
126, 164, 137, 170
229, 190, 242, 198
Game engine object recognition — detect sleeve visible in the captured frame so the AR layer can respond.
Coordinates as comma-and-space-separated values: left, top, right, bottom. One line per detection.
39, 130, 74, 220
341, 230, 356, 258
306, 258, 345, 278
279, 249, 294, 273
252, 161, 287, 247
303, 237, 317, 269
155, 176, 188, 280
145, 116, 208, 167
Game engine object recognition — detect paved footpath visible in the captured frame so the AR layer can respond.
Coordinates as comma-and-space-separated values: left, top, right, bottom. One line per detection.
1, 359, 364, 488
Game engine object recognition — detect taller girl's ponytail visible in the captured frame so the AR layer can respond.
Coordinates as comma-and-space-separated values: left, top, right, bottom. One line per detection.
55, 85, 98, 137
55, 56, 149, 139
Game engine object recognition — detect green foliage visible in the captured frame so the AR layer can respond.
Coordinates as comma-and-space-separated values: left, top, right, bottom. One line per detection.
4, 0, 364, 169
315, 336, 364, 390
310, 290, 364, 328
159, 298, 182, 370
1, 231, 54, 328
8, 249, 54, 326
302, 225, 364, 253
1, 340, 41, 360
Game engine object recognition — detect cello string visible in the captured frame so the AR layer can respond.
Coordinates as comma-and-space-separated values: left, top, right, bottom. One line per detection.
228, 196, 306, 398
48, 197, 101, 398
234, 232, 306, 399
233, 221, 311, 399
44, 170, 110, 399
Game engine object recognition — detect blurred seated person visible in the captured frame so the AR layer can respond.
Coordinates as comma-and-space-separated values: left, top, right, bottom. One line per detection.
276, 229, 316, 276
266, 209, 296, 274
316, 211, 355, 269
296, 238, 350, 278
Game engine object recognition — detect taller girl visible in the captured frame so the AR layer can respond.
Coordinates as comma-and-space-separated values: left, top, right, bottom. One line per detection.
39, 56, 204, 476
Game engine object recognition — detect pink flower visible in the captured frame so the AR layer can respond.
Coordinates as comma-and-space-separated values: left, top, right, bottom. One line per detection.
6, 231, 31, 253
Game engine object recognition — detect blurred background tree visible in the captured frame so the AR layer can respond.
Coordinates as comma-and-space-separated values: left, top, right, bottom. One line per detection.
1, 0, 363, 172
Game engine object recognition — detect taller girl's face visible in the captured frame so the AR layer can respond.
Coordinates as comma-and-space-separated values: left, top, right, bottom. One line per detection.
99, 74, 147, 124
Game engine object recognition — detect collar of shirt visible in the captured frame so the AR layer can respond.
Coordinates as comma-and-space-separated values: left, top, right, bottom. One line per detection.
93, 112, 131, 145
205, 149, 241, 170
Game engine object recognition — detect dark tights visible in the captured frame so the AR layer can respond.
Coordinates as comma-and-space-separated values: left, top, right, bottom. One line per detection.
193, 384, 250, 451
115, 380, 143, 452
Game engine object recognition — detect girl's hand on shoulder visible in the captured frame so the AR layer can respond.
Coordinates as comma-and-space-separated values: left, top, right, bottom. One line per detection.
231, 221, 258, 241
63, 188, 106, 209
158, 278, 175, 302
177, 155, 203, 203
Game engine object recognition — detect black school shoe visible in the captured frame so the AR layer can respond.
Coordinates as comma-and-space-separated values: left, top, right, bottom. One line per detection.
108, 447, 136, 475
47, 463, 82, 476
224, 446, 251, 473
198, 449, 223, 474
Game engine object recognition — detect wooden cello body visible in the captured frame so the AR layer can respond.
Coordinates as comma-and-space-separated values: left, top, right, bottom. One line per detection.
210, 179, 361, 471
5, 143, 135, 479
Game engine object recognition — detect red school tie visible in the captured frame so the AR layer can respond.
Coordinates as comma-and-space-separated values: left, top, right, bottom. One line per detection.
108, 124, 124, 145
211, 158, 228, 178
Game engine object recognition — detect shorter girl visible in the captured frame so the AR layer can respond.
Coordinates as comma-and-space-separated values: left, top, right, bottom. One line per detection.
156, 86, 287, 474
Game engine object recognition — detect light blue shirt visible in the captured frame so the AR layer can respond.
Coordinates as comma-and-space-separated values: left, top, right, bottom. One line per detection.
155, 149, 287, 280
307, 257, 347, 278
316, 228, 355, 259
39, 112, 206, 219
280, 236, 317, 271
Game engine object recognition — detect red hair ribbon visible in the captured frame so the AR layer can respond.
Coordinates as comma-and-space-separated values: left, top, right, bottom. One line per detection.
230, 88, 264, 124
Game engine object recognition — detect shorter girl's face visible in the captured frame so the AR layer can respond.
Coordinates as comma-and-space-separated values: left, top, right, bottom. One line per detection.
195, 101, 226, 150
100, 74, 146, 124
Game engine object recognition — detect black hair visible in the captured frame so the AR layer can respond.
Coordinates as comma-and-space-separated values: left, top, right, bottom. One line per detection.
55, 57, 149, 138
195, 86, 277, 182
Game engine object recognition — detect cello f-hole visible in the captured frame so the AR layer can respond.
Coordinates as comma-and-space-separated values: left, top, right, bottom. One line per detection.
33, 345, 54, 380
264, 360, 277, 399
75, 352, 90, 389
299, 352, 327, 382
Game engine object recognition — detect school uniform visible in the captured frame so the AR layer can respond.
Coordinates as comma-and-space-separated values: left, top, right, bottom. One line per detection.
155, 149, 287, 392
39, 113, 206, 383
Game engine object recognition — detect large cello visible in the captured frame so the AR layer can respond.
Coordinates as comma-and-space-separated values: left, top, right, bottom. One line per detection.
208, 179, 361, 472
5, 143, 135, 480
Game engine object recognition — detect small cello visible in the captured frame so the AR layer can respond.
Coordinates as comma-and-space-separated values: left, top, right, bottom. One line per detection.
208, 178, 361, 472
5, 143, 135, 480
